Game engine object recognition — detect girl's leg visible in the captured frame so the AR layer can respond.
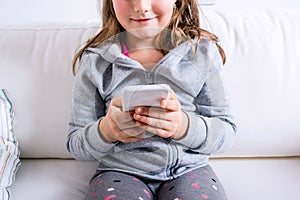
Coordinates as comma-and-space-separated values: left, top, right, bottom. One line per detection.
85, 171, 154, 200
157, 165, 227, 200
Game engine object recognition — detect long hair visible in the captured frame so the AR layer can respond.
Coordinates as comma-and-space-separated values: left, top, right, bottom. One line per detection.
72, 0, 226, 75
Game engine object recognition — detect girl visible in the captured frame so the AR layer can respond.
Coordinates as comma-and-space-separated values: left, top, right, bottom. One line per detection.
68, 0, 237, 199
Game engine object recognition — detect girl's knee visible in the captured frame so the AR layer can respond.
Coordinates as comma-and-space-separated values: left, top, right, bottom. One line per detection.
85, 171, 154, 200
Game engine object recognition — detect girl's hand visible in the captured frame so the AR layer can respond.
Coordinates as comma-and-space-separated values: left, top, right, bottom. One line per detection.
133, 91, 189, 140
99, 96, 145, 143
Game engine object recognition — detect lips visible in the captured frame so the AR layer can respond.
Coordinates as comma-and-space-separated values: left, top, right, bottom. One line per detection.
131, 17, 156, 24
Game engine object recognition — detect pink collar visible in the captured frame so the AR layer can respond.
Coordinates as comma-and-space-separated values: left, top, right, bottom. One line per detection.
121, 42, 130, 57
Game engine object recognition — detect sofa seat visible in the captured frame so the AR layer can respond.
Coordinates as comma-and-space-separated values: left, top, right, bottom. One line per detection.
10, 157, 300, 200
10, 159, 98, 200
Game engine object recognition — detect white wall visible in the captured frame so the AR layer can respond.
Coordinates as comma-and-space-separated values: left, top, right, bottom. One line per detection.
1, 0, 300, 28
0, 0, 99, 28
207, 0, 300, 10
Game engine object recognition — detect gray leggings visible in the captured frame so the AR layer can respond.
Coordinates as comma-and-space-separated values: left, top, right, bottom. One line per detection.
85, 165, 227, 200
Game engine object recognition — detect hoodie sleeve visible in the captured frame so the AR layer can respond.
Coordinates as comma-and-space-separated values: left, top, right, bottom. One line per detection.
67, 53, 117, 161
173, 40, 237, 155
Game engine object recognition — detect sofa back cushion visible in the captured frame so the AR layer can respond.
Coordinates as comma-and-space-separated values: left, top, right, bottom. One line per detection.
0, 27, 98, 158
1, 1, 300, 158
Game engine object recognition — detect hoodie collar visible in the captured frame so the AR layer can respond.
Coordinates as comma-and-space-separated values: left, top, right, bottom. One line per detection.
86, 38, 193, 71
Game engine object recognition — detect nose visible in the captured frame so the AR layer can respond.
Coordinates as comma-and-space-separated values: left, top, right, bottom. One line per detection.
133, 0, 151, 13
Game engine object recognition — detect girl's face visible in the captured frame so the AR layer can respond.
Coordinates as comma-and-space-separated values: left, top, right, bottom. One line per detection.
112, 0, 176, 41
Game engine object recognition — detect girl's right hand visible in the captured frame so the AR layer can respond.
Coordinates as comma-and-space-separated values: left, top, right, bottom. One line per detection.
99, 96, 145, 143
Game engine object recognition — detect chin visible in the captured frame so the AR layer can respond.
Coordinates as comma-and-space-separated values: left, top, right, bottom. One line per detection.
127, 27, 164, 41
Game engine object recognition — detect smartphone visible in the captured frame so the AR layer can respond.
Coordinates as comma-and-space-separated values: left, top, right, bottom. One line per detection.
122, 84, 171, 112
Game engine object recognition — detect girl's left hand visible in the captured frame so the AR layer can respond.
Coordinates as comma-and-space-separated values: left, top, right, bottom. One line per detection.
133, 90, 189, 140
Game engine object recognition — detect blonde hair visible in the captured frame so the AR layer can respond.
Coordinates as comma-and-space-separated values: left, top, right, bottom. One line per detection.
72, 0, 225, 75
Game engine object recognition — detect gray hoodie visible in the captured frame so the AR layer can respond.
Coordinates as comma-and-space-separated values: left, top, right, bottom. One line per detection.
67, 38, 237, 181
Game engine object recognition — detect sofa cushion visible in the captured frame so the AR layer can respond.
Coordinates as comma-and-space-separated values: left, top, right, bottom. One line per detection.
0, 27, 98, 159
10, 159, 98, 200
211, 157, 300, 200
9, 157, 300, 200
0, 89, 21, 200
203, 9, 300, 157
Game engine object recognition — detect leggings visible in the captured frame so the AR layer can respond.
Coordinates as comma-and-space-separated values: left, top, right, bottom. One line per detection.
85, 165, 227, 200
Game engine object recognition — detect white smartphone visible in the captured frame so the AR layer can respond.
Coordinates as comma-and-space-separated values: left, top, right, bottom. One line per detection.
122, 84, 171, 112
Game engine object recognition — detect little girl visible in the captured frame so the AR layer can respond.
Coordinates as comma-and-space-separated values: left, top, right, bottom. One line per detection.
68, 0, 237, 199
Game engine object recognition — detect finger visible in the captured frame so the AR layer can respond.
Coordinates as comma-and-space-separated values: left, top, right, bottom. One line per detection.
160, 99, 180, 111
135, 124, 172, 138
111, 96, 123, 108
122, 127, 145, 137
166, 90, 177, 100
160, 91, 181, 111
112, 106, 133, 123
134, 113, 175, 131
117, 120, 138, 130
135, 106, 168, 120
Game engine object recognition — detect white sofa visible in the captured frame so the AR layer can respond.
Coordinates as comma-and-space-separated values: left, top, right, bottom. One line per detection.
1, 0, 300, 199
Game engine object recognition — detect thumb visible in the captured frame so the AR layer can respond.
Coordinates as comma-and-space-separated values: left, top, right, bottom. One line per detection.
111, 96, 123, 108
167, 90, 177, 100
160, 90, 181, 111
